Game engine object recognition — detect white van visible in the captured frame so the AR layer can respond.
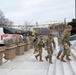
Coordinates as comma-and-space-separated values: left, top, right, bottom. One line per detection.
0, 27, 4, 45
0, 27, 22, 46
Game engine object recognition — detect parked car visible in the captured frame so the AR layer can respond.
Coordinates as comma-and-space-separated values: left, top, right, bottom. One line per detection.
70, 35, 76, 49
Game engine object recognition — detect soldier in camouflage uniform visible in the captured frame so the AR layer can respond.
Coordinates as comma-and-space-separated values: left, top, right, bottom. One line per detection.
35, 35, 44, 62
33, 35, 39, 54
45, 33, 55, 64
60, 25, 72, 62
19, 36, 23, 43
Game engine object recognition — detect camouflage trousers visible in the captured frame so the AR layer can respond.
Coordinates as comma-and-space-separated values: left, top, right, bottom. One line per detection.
57, 50, 62, 57
61, 43, 71, 58
45, 48, 53, 63
34, 46, 38, 53
35, 47, 42, 60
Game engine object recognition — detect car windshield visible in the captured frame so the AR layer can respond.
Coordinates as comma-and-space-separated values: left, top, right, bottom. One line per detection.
70, 35, 76, 41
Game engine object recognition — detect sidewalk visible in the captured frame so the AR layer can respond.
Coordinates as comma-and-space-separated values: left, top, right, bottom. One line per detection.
0, 48, 76, 75
0, 49, 49, 75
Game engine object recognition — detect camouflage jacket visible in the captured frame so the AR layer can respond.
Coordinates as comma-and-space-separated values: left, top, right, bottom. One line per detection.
33, 37, 39, 47
46, 37, 55, 49
58, 35, 63, 44
38, 38, 44, 47
62, 30, 71, 44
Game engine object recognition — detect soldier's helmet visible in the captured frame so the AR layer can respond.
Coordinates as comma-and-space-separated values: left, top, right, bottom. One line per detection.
49, 33, 53, 36
66, 25, 72, 29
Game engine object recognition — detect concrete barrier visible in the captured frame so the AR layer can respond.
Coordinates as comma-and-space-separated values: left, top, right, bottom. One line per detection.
4, 45, 17, 60
16, 43, 25, 55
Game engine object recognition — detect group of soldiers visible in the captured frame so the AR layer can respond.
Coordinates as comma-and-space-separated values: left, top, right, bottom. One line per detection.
33, 25, 72, 64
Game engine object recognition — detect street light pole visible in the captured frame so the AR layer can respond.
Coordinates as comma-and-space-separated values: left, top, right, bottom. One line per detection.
64, 18, 66, 25
36, 22, 38, 28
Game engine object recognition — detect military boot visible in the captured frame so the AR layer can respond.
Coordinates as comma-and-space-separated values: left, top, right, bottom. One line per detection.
49, 61, 53, 64
66, 56, 71, 61
45, 56, 48, 61
35, 55, 38, 60
39, 56, 43, 62
57, 51, 62, 60
40, 59, 43, 62
61, 56, 66, 62
56, 55, 60, 60
68, 54, 71, 56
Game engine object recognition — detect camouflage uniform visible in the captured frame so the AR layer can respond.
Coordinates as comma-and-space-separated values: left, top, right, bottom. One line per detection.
61, 30, 71, 61
45, 36, 55, 63
33, 36, 39, 53
19, 36, 23, 43
35, 35, 44, 61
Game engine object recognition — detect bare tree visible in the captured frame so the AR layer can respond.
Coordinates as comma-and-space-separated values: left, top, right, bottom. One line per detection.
23, 21, 32, 31
0, 10, 13, 27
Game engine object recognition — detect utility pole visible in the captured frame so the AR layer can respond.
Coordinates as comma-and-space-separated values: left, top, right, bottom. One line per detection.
36, 22, 38, 28
64, 18, 66, 25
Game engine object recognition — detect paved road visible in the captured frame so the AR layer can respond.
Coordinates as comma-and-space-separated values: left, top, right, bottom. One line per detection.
0, 48, 76, 75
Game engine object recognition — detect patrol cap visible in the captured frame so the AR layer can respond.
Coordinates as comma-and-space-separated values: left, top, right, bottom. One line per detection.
49, 33, 53, 36
40, 35, 43, 37
66, 25, 72, 29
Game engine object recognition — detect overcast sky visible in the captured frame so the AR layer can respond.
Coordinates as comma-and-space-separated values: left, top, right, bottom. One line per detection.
0, 0, 75, 25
